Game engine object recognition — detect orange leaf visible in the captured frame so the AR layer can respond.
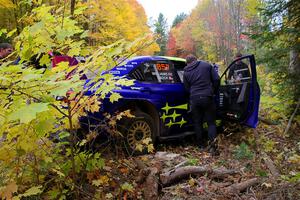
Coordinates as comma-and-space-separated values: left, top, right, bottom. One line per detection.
0, 181, 18, 200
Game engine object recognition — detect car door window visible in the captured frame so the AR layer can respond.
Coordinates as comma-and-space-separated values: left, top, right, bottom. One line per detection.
130, 62, 159, 82
154, 61, 177, 83
171, 60, 187, 83
225, 58, 252, 84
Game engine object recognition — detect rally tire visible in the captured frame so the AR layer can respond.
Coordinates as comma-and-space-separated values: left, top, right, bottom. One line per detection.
121, 112, 155, 155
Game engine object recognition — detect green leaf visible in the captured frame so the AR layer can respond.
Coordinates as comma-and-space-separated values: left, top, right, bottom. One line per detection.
80, 30, 89, 39
0, 28, 7, 36
39, 54, 51, 66
7, 29, 17, 37
74, 6, 87, 15
59, 131, 70, 139
233, 142, 254, 160
22, 74, 43, 81
121, 182, 133, 192
8, 103, 49, 124
50, 80, 82, 96
21, 186, 43, 197
68, 46, 81, 57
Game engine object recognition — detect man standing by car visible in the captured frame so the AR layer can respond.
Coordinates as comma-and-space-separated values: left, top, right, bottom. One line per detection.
183, 54, 220, 154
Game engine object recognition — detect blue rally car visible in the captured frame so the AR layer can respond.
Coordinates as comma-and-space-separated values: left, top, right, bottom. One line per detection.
82, 55, 260, 153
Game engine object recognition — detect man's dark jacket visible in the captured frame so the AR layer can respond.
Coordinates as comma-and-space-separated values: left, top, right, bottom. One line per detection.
183, 60, 220, 99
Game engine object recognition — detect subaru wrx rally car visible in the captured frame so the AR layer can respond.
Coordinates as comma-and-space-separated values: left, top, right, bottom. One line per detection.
81, 55, 260, 153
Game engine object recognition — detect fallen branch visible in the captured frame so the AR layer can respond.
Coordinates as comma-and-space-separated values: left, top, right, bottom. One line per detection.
258, 116, 279, 125
160, 166, 239, 186
283, 98, 300, 135
173, 160, 188, 169
225, 178, 260, 193
262, 152, 280, 179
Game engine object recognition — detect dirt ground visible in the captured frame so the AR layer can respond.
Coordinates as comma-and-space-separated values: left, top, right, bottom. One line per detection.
91, 121, 300, 200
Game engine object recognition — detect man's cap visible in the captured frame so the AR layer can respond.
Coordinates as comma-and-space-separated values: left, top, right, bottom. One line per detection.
0, 43, 13, 50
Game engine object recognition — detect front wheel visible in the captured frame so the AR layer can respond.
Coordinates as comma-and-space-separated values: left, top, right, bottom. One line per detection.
121, 112, 155, 155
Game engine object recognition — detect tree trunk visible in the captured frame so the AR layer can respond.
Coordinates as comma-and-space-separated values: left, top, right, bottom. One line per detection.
70, 0, 76, 16
289, 49, 300, 75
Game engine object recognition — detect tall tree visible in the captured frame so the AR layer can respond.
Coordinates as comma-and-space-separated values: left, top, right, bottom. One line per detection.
154, 13, 168, 55
172, 13, 187, 28
252, 0, 300, 98
83, 0, 158, 54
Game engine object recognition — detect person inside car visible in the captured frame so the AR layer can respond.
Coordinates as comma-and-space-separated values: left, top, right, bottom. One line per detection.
228, 52, 250, 83
183, 54, 220, 155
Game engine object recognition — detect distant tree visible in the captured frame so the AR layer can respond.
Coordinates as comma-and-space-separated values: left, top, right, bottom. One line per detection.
172, 13, 187, 27
154, 13, 168, 55
166, 31, 177, 56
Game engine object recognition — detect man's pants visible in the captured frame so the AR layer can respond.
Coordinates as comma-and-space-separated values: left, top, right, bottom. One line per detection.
191, 96, 217, 145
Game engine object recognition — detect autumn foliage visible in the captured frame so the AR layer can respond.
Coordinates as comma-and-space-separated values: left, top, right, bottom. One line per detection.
167, 0, 260, 64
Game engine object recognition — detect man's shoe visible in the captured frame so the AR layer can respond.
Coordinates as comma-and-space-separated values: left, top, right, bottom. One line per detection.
208, 145, 219, 156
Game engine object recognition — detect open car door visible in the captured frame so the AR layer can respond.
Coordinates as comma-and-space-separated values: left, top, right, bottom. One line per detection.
218, 54, 260, 128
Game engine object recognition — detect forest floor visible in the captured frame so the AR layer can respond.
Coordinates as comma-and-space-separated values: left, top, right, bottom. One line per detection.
90, 120, 300, 200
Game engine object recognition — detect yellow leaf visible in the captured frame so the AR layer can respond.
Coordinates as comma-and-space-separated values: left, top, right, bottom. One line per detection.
147, 144, 154, 153
109, 93, 122, 103
261, 182, 272, 188
0, 0, 15, 8
52, 62, 69, 73
288, 154, 300, 165
188, 177, 196, 187
92, 175, 109, 187
52, 168, 65, 177
109, 120, 116, 126
135, 144, 143, 152
142, 138, 152, 145
123, 110, 134, 118
90, 102, 101, 113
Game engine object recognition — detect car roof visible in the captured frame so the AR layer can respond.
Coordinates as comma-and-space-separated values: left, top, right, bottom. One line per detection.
128, 56, 186, 63
109, 56, 186, 76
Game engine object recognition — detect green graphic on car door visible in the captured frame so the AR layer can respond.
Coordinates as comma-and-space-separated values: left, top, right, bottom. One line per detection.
160, 103, 188, 127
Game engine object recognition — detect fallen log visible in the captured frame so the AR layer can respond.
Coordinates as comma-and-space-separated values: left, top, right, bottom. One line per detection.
160, 166, 239, 186
225, 178, 260, 193
144, 167, 159, 200
134, 158, 161, 200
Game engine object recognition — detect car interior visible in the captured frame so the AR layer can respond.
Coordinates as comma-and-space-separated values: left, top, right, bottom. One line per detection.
218, 57, 252, 121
